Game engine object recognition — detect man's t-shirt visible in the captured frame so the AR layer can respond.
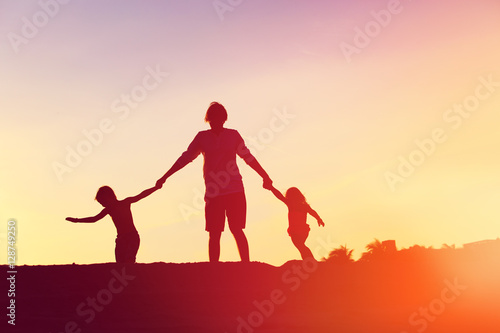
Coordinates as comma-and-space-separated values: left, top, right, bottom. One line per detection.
176, 128, 255, 198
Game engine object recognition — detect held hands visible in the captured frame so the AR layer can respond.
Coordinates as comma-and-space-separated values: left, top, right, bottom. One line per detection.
263, 177, 273, 190
156, 177, 166, 189
154, 180, 164, 190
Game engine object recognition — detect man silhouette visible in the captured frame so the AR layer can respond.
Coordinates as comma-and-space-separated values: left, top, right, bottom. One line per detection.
157, 102, 272, 262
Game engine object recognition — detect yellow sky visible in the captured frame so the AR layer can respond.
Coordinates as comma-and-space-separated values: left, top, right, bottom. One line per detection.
1, 0, 500, 265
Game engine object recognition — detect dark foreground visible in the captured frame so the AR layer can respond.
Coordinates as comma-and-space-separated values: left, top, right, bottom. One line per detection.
2, 250, 500, 333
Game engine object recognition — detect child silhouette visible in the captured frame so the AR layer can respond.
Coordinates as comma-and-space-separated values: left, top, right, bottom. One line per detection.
66, 183, 161, 263
266, 184, 324, 260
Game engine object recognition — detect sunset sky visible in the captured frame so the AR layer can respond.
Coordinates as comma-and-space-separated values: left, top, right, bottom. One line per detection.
1, 0, 500, 266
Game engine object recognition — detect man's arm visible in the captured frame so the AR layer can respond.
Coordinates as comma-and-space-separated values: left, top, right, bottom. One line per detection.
246, 158, 273, 188
157, 160, 185, 186
157, 134, 201, 186
66, 209, 107, 223
236, 133, 273, 188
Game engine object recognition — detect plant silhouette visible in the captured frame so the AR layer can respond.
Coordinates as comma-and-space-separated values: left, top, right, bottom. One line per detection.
323, 244, 354, 264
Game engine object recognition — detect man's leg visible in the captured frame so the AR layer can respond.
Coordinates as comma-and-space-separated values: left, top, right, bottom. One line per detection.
209, 231, 222, 262
227, 192, 249, 262
230, 227, 249, 262
206, 196, 225, 262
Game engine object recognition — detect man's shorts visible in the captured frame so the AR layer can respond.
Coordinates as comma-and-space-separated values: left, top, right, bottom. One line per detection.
205, 191, 246, 232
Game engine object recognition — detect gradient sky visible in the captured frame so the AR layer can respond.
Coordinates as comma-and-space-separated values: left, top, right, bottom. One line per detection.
1, 0, 500, 266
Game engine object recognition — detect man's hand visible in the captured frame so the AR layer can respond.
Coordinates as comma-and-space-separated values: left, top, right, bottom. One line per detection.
263, 177, 273, 190
156, 177, 166, 188
66, 217, 78, 223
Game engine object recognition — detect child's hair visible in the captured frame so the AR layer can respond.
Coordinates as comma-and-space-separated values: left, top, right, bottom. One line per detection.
205, 102, 228, 123
95, 186, 117, 206
285, 187, 307, 207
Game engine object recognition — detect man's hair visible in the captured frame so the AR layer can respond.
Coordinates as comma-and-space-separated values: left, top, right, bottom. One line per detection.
205, 102, 228, 123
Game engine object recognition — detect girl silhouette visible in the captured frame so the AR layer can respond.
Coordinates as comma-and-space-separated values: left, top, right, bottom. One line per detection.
266, 185, 324, 260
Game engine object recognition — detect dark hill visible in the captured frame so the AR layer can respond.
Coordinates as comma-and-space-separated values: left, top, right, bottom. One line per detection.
3, 251, 499, 332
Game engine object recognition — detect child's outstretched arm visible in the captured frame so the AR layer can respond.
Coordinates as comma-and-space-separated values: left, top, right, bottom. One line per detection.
266, 184, 287, 204
307, 206, 325, 227
66, 209, 107, 223
127, 183, 162, 204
